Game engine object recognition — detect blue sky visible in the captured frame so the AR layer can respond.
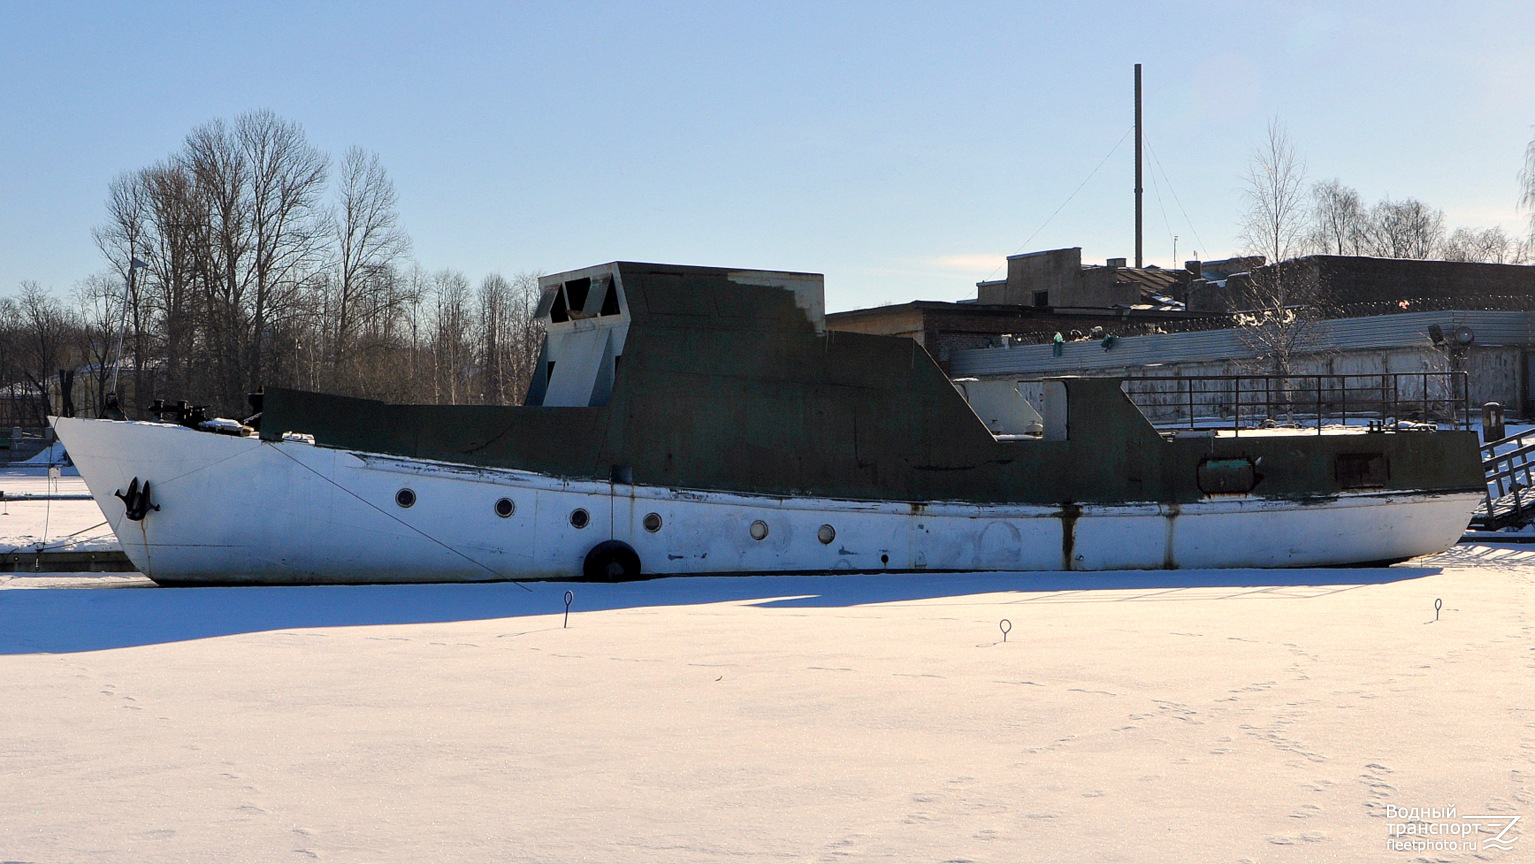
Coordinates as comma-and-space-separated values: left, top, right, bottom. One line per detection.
3, 1, 1533, 312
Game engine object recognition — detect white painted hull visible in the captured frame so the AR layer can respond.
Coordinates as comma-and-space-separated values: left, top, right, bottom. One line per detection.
53, 418, 1481, 584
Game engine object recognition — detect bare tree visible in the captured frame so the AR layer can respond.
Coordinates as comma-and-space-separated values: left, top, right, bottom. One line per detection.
1308, 179, 1368, 255
0, 298, 25, 427
85, 111, 558, 416
140, 160, 207, 405
1521, 129, 1535, 258
332, 146, 409, 370
364, 265, 425, 401
238, 111, 328, 394
1366, 197, 1444, 259
174, 112, 330, 411
92, 172, 153, 412
73, 273, 123, 417
1442, 226, 1513, 263
430, 270, 473, 403
1236, 119, 1313, 377
1515, 237, 1535, 265
477, 273, 513, 404
506, 272, 546, 403
400, 263, 431, 399
1240, 119, 1308, 265
182, 117, 253, 409
14, 283, 79, 424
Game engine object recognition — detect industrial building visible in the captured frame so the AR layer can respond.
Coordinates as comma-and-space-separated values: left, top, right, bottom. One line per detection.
825, 251, 1535, 416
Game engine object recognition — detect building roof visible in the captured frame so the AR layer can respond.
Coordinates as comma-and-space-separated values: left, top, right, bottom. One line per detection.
1089, 265, 1185, 310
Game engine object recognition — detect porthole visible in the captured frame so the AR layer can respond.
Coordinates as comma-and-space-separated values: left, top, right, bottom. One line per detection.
880, 553, 890, 566
570, 508, 590, 529
395, 488, 416, 508
643, 512, 663, 533
817, 524, 836, 545
494, 498, 515, 518
749, 520, 769, 541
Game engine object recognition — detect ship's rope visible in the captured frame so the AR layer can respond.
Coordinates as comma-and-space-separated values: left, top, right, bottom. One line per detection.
1142, 132, 1208, 260
983, 125, 1134, 284
271, 446, 533, 591
17, 520, 109, 554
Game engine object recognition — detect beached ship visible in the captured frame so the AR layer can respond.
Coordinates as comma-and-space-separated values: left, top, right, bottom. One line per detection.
52, 262, 1484, 585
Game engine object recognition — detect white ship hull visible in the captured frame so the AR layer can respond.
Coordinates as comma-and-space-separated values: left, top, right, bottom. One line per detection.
53, 417, 1480, 585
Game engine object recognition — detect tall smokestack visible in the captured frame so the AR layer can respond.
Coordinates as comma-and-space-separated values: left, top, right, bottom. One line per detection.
1134, 63, 1143, 269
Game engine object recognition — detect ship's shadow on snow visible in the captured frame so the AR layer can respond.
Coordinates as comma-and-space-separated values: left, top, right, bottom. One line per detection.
0, 567, 1438, 655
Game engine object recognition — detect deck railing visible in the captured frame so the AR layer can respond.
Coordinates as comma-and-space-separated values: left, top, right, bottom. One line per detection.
1120, 372, 1471, 434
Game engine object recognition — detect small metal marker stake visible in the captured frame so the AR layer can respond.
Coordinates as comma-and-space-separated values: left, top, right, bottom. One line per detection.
564, 590, 574, 629
1434, 598, 1442, 621
999, 619, 1012, 643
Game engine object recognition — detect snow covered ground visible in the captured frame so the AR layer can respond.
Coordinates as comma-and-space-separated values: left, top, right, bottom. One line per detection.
1, 545, 1531, 861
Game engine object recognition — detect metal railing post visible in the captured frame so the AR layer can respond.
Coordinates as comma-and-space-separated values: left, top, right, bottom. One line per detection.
1316, 375, 1322, 434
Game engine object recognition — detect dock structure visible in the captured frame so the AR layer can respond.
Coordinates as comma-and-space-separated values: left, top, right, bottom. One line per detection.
0, 471, 129, 572
1470, 429, 1535, 531
0, 549, 134, 572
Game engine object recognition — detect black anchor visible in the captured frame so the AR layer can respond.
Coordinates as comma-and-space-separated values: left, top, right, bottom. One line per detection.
113, 477, 160, 521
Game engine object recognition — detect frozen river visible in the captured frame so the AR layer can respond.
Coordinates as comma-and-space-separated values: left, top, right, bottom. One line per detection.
1, 535, 1531, 861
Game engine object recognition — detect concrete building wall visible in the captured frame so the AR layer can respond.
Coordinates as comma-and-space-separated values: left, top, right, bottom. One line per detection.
977, 247, 1082, 305
821, 305, 927, 347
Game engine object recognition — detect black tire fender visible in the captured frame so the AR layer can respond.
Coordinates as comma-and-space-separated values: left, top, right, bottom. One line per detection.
583, 540, 641, 582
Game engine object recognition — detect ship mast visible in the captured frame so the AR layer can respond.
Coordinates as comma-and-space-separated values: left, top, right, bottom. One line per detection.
1134, 63, 1143, 269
